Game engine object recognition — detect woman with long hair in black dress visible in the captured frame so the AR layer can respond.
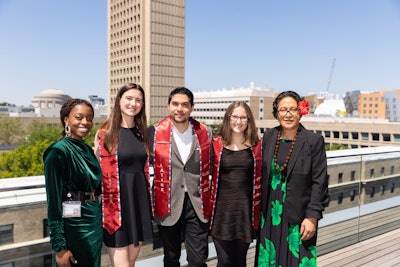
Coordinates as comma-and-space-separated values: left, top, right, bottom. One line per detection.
95, 83, 153, 266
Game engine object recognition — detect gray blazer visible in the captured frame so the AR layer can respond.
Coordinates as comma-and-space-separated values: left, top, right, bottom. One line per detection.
148, 124, 212, 226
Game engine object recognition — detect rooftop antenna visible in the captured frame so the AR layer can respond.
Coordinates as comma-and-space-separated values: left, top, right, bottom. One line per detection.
326, 58, 336, 91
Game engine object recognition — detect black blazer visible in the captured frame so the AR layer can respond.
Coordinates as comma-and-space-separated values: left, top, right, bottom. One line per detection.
261, 125, 329, 225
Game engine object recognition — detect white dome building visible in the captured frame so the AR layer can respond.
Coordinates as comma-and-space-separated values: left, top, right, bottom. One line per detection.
314, 99, 346, 117
31, 89, 71, 109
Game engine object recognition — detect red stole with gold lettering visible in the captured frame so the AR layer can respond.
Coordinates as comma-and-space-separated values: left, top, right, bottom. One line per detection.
99, 127, 150, 234
210, 136, 262, 230
153, 116, 211, 219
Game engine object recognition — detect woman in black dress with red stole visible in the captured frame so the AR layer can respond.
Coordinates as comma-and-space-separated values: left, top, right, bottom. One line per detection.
95, 83, 152, 267
210, 101, 262, 267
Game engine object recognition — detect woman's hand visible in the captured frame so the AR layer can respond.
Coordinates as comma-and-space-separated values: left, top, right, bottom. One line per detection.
56, 249, 77, 267
300, 217, 317, 241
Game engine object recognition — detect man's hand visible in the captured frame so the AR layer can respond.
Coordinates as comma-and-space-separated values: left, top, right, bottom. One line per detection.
300, 217, 317, 241
56, 249, 77, 267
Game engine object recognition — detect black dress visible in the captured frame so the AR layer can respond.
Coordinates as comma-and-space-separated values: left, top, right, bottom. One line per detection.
210, 147, 254, 243
103, 127, 153, 247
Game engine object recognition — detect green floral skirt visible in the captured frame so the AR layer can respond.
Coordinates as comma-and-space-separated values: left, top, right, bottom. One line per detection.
255, 162, 317, 267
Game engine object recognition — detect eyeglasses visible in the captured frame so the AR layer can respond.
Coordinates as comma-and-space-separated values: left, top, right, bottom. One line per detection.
278, 108, 299, 116
230, 115, 248, 122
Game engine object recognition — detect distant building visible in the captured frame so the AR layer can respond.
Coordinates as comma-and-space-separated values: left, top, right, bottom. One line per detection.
314, 98, 346, 117
3, 89, 107, 118
383, 90, 400, 122
30, 89, 71, 117
88, 95, 107, 118
343, 90, 360, 116
303, 94, 317, 114
89, 95, 105, 106
2, 106, 36, 117
191, 82, 275, 125
257, 116, 400, 148
31, 89, 71, 109
342, 89, 400, 121
358, 91, 387, 119
108, 0, 185, 122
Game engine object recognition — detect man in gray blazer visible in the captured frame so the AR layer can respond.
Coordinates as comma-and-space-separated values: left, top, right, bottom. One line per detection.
148, 87, 212, 267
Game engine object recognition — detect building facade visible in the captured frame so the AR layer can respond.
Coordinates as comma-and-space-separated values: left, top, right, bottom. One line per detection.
383, 90, 400, 122
191, 82, 275, 126
343, 90, 360, 116
31, 89, 71, 110
257, 117, 400, 148
108, 0, 185, 122
326, 147, 400, 212
358, 91, 387, 119
3, 89, 107, 118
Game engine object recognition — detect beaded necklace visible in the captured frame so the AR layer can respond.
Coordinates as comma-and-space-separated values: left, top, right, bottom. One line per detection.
273, 127, 300, 172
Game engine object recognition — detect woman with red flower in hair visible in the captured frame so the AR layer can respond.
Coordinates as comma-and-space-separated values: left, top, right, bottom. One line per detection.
255, 91, 329, 267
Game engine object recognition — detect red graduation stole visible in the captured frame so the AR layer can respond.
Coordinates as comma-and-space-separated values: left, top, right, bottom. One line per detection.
210, 136, 262, 230
98, 127, 150, 234
153, 116, 211, 219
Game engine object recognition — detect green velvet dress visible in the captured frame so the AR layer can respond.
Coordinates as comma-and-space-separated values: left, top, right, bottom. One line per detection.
44, 136, 103, 267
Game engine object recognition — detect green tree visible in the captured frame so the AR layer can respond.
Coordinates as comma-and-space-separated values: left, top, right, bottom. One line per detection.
209, 123, 220, 137
0, 140, 50, 178
0, 121, 100, 178
325, 143, 349, 150
0, 102, 14, 106
0, 118, 26, 144
0, 121, 59, 178
26, 120, 61, 141
85, 124, 101, 148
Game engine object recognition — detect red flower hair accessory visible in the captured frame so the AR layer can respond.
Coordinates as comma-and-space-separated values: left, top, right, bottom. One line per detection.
298, 99, 310, 116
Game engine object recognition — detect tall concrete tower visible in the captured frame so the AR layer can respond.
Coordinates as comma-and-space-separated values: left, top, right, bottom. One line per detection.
108, 0, 186, 123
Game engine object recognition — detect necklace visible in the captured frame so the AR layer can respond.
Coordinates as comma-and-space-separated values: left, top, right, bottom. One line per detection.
273, 127, 299, 172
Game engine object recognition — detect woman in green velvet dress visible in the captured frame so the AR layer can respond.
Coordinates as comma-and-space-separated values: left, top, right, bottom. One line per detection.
44, 99, 102, 267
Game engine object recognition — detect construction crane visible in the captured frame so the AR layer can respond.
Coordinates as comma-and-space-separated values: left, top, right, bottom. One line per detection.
326, 58, 336, 92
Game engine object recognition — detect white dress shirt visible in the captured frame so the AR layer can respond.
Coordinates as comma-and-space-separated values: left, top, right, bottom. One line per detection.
172, 123, 193, 164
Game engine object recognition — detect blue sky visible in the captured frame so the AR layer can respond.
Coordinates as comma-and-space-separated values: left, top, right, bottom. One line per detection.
1, 1, 400, 106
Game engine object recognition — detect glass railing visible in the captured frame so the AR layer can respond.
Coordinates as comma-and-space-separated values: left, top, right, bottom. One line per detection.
317, 148, 400, 255
0, 148, 399, 266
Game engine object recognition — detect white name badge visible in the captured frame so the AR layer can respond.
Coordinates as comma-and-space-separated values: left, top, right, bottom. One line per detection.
62, 201, 82, 218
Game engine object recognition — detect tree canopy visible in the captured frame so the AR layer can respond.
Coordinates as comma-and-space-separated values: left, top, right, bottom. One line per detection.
0, 120, 100, 179
0, 118, 26, 144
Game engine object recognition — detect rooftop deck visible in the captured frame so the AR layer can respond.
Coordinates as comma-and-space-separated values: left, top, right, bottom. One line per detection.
134, 202, 400, 267
134, 228, 400, 266
204, 228, 400, 266
317, 228, 400, 267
